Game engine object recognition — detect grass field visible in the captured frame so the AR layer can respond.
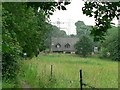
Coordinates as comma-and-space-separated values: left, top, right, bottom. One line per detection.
3, 53, 118, 88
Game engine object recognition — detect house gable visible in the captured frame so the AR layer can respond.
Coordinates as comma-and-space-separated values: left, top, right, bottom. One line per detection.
51, 37, 79, 52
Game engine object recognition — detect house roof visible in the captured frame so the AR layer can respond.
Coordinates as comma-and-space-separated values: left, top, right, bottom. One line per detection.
51, 37, 79, 52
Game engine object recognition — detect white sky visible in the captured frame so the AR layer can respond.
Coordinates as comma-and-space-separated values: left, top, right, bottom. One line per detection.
50, 0, 118, 35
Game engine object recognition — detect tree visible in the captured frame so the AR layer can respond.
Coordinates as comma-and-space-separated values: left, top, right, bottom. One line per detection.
75, 21, 91, 37
82, 1, 120, 41
74, 35, 93, 57
100, 26, 119, 61
26, 1, 71, 18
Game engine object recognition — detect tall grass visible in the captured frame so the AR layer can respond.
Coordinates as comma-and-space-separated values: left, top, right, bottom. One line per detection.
19, 54, 118, 88
3, 53, 118, 88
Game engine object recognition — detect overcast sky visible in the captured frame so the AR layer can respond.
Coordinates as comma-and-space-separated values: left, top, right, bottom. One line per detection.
50, 0, 118, 35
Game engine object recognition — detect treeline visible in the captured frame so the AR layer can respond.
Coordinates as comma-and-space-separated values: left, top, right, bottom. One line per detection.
74, 20, 119, 61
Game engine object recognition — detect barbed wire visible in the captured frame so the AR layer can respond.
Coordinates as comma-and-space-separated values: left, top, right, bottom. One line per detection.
49, 78, 79, 83
58, 79, 79, 83
82, 82, 99, 90
40, 65, 100, 89
49, 77, 99, 89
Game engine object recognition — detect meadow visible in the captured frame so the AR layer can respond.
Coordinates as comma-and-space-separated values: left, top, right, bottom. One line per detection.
2, 53, 118, 88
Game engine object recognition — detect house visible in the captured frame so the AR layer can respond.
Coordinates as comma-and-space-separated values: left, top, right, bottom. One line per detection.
51, 37, 79, 53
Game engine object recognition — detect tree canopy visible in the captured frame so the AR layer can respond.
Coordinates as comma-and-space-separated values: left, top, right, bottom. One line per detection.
82, 1, 120, 41
75, 21, 92, 37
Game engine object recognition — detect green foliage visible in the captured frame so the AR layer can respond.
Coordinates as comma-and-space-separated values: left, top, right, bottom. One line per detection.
74, 21, 94, 57
75, 21, 92, 37
2, 3, 40, 78
75, 35, 93, 57
2, 79, 16, 88
27, 1, 70, 18
50, 25, 67, 37
2, 6, 22, 79
99, 26, 119, 61
2, 2, 70, 80
1, 2, 54, 79
44, 25, 67, 48
82, 1, 120, 41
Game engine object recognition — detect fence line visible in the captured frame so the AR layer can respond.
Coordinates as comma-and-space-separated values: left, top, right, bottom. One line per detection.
80, 69, 82, 90
50, 65, 53, 79
48, 64, 98, 89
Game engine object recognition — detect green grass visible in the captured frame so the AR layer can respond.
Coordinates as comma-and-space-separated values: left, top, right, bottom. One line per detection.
3, 53, 118, 88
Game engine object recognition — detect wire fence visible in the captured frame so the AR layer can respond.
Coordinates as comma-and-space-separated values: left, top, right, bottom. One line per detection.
48, 65, 99, 90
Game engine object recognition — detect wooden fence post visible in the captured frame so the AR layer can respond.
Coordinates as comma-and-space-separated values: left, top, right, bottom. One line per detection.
51, 65, 53, 79
80, 69, 83, 90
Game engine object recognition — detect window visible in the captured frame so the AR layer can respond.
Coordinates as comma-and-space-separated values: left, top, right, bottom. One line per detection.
55, 43, 61, 48
65, 43, 70, 48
